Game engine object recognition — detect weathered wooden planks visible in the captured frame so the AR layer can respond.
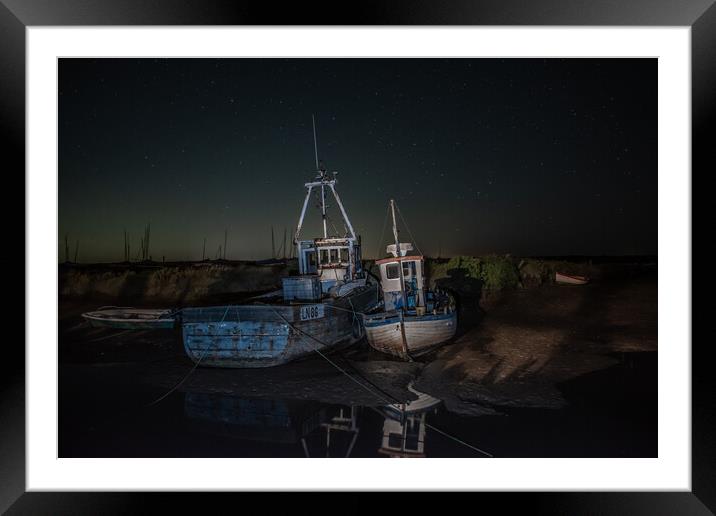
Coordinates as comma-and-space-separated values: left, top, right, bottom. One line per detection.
181, 283, 380, 368
364, 311, 457, 358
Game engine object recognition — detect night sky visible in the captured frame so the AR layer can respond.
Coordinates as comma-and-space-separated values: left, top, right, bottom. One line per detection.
59, 58, 656, 262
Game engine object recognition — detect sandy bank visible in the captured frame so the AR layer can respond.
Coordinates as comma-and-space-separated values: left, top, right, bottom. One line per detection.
58, 260, 656, 414
59, 260, 294, 305
415, 267, 657, 415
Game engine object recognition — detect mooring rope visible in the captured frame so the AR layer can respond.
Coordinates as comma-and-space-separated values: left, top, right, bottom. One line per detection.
145, 304, 231, 407
270, 307, 396, 406
363, 405, 493, 458
422, 421, 493, 457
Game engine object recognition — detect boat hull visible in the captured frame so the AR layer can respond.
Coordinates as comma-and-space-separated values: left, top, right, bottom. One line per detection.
555, 272, 589, 285
363, 311, 457, 358
82, 308, 176, 329
181, 283, 380, 368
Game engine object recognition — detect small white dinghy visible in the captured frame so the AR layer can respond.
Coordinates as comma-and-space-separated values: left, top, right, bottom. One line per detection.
82, 307, 177, 329
555, 272, 589, 285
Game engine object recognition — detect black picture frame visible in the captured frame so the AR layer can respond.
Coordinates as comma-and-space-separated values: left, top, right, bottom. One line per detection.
3, 1, 709, 513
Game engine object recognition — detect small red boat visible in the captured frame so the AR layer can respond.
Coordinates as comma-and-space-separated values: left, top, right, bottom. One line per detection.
555, 272, 589, 285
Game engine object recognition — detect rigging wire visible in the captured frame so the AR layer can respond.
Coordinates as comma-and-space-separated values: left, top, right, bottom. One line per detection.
145, 305, 230, 407
395, 203, 423, 257
375, 203, 391, 259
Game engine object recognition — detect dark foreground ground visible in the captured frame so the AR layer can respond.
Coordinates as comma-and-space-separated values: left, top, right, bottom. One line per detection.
58, 263, 656, 458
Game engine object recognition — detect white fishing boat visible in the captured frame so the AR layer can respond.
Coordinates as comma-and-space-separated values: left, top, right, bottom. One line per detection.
363, 200, 457, 359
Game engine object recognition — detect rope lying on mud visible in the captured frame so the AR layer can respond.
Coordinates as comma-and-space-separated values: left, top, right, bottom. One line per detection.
270, 306, 494, 458
270, 307, 397, 406
145, 305, 230, 407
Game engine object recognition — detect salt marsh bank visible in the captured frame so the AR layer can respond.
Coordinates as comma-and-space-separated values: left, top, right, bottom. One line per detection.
58, 257, 656, 457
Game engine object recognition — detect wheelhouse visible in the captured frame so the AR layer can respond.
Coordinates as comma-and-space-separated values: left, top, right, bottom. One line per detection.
297, 237, 363, 289
376, 253, 425, 311
292, 166, 364, 296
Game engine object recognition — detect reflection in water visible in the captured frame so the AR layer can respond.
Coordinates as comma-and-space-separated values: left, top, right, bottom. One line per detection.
184, 393, 324, 445
379, 414, 427, 457
378, 383, 442, 458
183, 384, 444, 458
302, 406, 361, 458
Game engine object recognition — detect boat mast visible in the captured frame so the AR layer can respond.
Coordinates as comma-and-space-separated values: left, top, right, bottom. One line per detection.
390, 199, 410, 358
312, 114, 319, 171
321, 183, 328, 238
313, 115, 329, 239
295, 117, 359, 272
390, 199, 408, 307
294, 116, 321, 244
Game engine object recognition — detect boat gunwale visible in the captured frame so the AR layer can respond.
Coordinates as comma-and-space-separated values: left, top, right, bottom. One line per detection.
362, 310, 456, 327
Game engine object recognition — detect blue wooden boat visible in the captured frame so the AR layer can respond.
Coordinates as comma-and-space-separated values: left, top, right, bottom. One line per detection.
363, 200, 457, 359
181, 162, 381, 368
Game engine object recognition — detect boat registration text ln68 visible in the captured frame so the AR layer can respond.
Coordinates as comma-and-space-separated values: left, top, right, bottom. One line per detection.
300, 304, 324, 321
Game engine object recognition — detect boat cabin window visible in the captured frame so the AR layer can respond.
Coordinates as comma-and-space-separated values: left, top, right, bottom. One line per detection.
386, 263, 400, 279
403, 261, 417, 278
388, 433, 403, 449
320, 249, 330, 265
298, 242, 318, 275
318, 245, 350, 267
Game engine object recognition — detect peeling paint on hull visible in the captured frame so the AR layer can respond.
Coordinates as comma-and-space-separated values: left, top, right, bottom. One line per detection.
181, 284, 380, 368
363, 310, 457, 358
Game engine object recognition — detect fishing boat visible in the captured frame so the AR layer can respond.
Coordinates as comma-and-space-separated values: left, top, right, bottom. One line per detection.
181, 157, 381, 368
555, 271, 589, 285
363, 200, 457, 359
82, 307, 177, 329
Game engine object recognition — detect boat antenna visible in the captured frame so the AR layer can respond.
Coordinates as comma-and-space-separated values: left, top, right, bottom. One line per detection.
312, 114, 320, 172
